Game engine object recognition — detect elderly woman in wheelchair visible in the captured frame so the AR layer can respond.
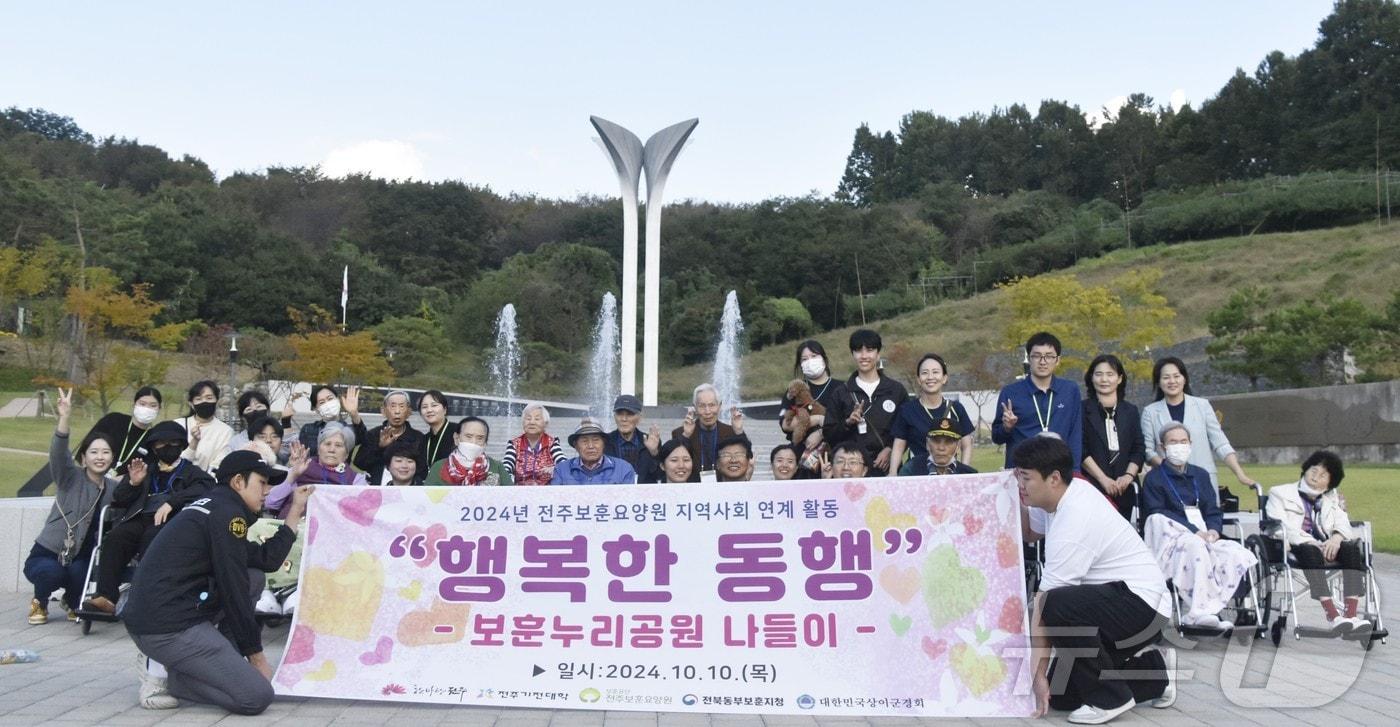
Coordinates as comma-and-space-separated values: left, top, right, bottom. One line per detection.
1264, 450, 1372, 636
1140, 422, 1258, 631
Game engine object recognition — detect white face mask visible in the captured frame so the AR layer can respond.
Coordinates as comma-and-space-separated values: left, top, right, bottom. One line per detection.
318, 398, 342, 420
800, 358, 826, 379
457, 441, 485, 462
132, 404, 159, 426
1298, 479, 1325, 498
1164, 443, 1192, 466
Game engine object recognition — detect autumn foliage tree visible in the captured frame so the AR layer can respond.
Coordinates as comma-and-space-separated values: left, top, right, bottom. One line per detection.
999, 269, 1176, 381
280, 304, 393, 385
64, 267, 165, 411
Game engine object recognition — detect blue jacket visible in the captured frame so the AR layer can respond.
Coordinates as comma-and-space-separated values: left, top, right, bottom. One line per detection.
549, 455, 637, 486
1140, 462, 1224, 534
991, 376, 1083, 467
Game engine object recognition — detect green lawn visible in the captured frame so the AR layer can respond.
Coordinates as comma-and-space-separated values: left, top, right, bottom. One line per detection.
0, 410, 100, 497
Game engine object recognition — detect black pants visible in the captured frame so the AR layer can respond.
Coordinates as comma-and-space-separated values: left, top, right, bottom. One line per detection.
96, 513, 161, 603
1290, 540, 1366, 599
1042, 581, 1169, 711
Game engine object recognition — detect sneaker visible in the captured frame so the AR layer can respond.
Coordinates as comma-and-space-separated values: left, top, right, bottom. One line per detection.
1185, 612, 1228, 630
1149, 648, 1177, 708
135, 652, 178, 710
27, 598, 47, 625
254, 589, 281, 615
281, 589, 300, 615
65, 606, 78, 622
1347, 617, 1373, 638
1068, 698, 1136, 724
1327, 614, 1354, 636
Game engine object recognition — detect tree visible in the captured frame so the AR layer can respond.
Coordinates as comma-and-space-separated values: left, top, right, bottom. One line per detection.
64, 267, 164, 411
999, 269, 1176, 380
373, 315, 450, 376
1208, 291, 1385, 389
281, 330, 394, 385
1206, 286, 1274, 389
836, 124, 898, 206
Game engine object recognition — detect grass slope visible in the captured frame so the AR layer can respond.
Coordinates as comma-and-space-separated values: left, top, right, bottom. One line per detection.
658, 222, 1400, 402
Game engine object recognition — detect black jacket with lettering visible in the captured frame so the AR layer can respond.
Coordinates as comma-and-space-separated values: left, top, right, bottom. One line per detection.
121, 486, 295, 656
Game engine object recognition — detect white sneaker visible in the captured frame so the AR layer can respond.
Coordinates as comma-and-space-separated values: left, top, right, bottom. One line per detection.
1149, 648, 1177, 708
1185, 612, 1227, 630
1327, 614, 1354, 635
254, 589, 281, 615
1068, 698, 1136, 724
280, 589, 300, 615
135, 652, 178, 710
1346, 616, 1373, 636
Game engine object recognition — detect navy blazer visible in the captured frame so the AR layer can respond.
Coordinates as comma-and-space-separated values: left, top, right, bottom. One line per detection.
1141, 462, 1224, 534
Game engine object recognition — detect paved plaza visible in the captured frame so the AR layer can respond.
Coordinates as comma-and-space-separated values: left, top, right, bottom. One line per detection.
0, 553, 1394, 727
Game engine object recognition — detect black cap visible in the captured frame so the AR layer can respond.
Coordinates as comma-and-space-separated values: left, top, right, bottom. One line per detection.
146, 420, 188, 444
216, 450, 288, 486
612, 394, 643, 414
926, 418, 961, 441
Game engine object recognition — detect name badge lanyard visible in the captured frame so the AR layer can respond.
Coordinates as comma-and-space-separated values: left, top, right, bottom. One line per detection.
119, 422, 150, 464
1104, 406, 1120, 462
1168, 470, 1208, 531
1031, 391, 1054, 432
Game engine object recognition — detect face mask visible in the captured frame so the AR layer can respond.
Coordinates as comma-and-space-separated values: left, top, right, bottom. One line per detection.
153, 445, 183, 465
457, 441, 485, 461
193, 402, 218, 420
242, 408, 267, 427
318, 398, 342, 420
132, 405, 159, 426
1299, 480, 1325, 498
1164, 443, 1192, 466
801, 358, 826, 379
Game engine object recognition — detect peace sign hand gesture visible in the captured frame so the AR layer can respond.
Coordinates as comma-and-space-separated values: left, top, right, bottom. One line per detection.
55, 389, 73, 434
1000, 400, 1019, 430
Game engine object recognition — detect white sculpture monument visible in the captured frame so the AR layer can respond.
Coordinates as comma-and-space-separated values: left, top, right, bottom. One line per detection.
591, 116, 698, 406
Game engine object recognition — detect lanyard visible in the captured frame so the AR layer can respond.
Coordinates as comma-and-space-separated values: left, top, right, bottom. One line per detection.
1031, 388, 1054, 432
119, 421, 150, 464
1165, 468, 1200, 510
425, 423, 449, 463
922, 398, 957, 424
809, 379, 832, 403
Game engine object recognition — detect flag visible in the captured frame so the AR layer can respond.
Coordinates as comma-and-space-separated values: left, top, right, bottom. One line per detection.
340, 265, 349, 327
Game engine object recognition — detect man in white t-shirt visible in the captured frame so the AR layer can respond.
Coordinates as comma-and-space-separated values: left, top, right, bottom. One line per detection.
1015, 435, 1175, 725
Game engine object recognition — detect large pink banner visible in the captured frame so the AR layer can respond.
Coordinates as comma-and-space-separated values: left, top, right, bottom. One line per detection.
273, 472, 1035, 717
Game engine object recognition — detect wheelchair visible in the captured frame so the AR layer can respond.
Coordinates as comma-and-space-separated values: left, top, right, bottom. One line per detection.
1245, 487, 1389, 650
1132, 482, 1270, 642
73, 504, 131, 635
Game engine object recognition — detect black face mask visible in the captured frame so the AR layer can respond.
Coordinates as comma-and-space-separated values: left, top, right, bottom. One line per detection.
152, 444, 184, 465
193, 402, 218, 420
243, 408, 268, 427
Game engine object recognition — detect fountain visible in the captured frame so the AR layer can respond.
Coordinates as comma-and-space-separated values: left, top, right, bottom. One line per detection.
712, 290, 744, 423
490, 303, 521, 436
586, 292, 620, 419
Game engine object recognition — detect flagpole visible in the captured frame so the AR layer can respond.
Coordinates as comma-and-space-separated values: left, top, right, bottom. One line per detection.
341, 265, 348, 332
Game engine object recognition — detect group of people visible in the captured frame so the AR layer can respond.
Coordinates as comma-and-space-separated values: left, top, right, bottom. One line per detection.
19, 329, 1375, 723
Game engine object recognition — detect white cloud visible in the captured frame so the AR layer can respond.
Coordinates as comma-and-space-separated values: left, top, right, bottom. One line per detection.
1085, 95, 1128, 130
322, 140, 425, 181
1169, 88, 1189, 112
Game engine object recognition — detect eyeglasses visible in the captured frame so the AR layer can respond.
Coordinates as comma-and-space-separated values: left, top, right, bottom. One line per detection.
1029, 354, 1059, 363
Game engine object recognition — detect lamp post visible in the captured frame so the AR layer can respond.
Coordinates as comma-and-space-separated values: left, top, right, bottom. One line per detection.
226, 331, 239, 421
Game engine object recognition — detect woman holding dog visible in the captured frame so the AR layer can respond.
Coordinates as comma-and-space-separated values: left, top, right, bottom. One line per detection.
779, 340, 854, 470
889, 353, 975, 476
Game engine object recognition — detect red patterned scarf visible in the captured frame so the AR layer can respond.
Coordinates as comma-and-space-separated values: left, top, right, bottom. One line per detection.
441, 451, 489, 486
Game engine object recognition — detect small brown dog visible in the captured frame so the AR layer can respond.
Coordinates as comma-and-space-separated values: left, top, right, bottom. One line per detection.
781, 379, 826, 448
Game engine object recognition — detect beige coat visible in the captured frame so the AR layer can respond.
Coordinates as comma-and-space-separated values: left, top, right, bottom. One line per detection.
1265, 480, 1354, 547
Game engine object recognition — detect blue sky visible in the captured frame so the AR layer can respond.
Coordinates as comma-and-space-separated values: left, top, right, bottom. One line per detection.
1, 1, 1335, 203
